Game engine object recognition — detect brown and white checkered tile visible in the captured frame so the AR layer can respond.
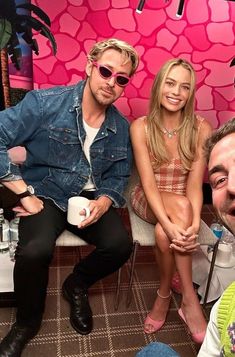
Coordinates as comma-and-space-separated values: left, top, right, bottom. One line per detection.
0, 205, 216, 357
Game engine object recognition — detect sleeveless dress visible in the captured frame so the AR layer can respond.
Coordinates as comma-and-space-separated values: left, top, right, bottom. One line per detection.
131, 116, 204, 224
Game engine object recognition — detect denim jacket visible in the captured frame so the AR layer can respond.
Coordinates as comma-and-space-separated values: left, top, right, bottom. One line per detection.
0, 81, 132, 211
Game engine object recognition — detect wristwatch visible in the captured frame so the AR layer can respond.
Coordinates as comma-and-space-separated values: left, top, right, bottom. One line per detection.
17, 185, 35, 199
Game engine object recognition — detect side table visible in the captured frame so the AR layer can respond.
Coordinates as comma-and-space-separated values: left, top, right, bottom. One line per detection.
0, 253, 16, 307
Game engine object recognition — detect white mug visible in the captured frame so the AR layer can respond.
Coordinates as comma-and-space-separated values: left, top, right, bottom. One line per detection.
67, 197, 90, 226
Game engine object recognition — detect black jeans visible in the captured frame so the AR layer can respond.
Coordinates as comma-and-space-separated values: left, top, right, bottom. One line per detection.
0, 188, 132, 327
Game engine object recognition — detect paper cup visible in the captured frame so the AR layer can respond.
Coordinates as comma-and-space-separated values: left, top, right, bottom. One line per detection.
67, 197, 90, 225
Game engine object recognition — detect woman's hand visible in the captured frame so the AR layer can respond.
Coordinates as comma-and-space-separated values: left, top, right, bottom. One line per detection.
170, 224, 199, 253
185, 225, 199, 240
163, 222, 187, 242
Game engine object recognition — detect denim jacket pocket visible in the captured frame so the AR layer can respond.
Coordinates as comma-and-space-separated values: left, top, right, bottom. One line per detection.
102, 148, 127, 162
92, 147, 128, 175
48, 127, 81, 168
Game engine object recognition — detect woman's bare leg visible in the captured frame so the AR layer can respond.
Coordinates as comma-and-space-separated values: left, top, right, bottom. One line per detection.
146, 192, 206, 334
161, 192, 207, 334
144, 224, 174, 333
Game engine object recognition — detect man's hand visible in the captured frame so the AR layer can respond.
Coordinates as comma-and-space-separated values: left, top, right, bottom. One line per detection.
13, 196, 44, 216
79, 196, 112, 228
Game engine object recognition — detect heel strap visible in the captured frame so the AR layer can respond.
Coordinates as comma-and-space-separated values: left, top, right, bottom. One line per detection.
157, 289, 172, 299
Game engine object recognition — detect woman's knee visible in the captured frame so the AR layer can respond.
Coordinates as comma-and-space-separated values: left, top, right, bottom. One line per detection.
155, 224, 171, 254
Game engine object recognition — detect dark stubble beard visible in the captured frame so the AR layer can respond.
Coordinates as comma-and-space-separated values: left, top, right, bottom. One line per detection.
88, 81, 117, 107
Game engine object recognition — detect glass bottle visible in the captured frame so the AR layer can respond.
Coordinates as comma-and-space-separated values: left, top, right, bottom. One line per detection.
207, 219, 224, 254
210, 221, 223, 239
9, 215, 20, 242
9, 214, 20, 261
221, 226, 235, 255
0, 208, 10, 253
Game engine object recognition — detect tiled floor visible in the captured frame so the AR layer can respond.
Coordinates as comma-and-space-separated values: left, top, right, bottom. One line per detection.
0, 205, 218, 357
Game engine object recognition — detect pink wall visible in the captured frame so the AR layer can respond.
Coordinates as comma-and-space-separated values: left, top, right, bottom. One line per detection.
32, 0, 235, 127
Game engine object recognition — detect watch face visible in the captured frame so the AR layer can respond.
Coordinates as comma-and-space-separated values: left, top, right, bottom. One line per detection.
18, 185, 35, 199
27, 185, 34, 195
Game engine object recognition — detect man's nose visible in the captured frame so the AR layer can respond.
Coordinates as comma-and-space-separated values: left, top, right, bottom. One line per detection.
107, 76, 115, 87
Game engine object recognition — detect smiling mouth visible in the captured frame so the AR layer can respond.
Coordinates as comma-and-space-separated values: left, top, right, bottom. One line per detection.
167, 97, 180, 104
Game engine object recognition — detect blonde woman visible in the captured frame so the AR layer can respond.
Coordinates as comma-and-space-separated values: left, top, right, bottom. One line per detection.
130, 58, 212, 344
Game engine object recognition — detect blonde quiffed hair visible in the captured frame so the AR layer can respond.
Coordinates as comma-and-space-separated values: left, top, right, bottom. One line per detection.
147, 58, 198, 171
87, 38, 139, 76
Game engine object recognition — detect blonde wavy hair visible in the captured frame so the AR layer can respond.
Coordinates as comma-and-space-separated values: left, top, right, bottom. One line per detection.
87, 38, 139, 76
147, 58, 198, 170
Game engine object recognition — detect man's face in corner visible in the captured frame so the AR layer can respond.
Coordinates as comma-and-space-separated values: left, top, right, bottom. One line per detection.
208, 132, 235, 235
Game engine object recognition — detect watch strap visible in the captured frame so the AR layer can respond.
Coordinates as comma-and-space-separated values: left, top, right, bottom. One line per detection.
17, 185, 34, 199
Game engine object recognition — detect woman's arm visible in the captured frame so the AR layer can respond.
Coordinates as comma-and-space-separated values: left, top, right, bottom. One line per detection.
186, 119, 213, 234
130, 117, 187, 243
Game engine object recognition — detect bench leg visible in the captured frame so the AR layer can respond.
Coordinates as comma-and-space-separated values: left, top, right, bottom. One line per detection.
126, 241, 139, 307
202, 240, 219, 307
114, 268, 122, 310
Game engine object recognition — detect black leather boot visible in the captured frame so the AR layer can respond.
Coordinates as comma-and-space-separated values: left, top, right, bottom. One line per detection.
0, 323, 40, 357
62, 278, 93, 335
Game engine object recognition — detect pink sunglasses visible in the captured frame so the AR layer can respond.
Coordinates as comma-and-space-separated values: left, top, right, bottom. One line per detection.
93, 61, 130, 87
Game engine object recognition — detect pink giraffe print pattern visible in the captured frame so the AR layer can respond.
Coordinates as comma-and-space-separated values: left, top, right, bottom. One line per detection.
32, 0, 235, 127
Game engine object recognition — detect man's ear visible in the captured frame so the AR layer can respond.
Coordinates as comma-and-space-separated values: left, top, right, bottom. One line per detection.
86, 61, 93, 77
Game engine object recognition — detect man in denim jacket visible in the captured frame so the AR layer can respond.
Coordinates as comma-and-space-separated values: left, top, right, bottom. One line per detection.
0, 38, 139, 357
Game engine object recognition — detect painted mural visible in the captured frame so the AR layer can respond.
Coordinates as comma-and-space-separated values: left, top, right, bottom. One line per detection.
31, 0, 234, 127
9, 0, 33, 90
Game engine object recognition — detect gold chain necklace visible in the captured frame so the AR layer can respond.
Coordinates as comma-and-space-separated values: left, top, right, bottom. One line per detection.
161, 127, 179, 139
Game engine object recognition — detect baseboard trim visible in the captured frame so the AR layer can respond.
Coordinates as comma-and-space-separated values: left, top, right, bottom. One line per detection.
0, 292, 16, 307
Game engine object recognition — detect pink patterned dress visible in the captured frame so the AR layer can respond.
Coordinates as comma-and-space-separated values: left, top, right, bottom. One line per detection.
131, 116, 204, 224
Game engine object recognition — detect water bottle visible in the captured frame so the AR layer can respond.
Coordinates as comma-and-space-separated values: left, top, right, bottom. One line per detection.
8, 215, 19, 261
0, 208, 10, 253
207, 221, 224, 254
210, 221, 223, 239
9, 215, 20, 242
221, 226, 235, 256
221, 226, 234, 243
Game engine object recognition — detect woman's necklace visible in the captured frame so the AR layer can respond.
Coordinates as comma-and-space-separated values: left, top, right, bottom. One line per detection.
161, 126, 179, 139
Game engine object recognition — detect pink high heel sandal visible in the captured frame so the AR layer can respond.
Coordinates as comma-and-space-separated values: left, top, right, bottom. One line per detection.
144, 289, 172, 334
178, 308, 206, 344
